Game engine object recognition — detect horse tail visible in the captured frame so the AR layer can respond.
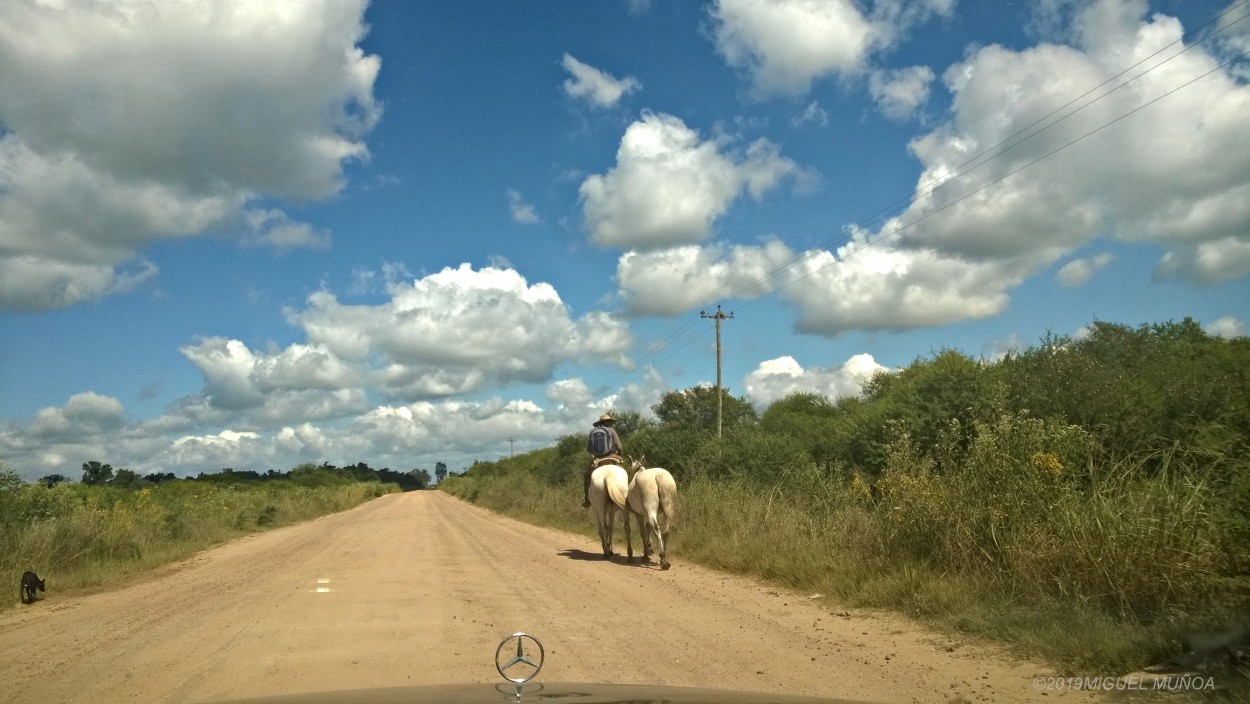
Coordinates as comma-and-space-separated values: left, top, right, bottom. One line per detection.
657, 470, 677, 526
606, 468, 629, 511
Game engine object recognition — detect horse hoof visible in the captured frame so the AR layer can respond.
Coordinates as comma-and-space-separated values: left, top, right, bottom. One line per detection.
661, 560, 671, 570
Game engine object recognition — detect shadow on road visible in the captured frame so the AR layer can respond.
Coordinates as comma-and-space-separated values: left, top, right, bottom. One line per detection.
558, 548, 605, 562
557, 548, 655, 567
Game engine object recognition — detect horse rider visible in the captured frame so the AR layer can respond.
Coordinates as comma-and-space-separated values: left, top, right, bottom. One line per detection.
584, 413, 624, 508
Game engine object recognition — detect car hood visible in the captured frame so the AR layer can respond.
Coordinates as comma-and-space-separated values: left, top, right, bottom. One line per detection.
217, 682, 877, 704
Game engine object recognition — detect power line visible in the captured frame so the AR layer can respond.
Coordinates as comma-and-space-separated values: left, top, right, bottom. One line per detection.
588, 313, 705, 399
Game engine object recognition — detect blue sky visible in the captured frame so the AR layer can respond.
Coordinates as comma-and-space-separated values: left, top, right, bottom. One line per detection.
1, 0, 1248, 481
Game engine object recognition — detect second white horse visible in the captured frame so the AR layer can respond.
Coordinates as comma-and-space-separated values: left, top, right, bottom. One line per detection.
627, 456, 677, 570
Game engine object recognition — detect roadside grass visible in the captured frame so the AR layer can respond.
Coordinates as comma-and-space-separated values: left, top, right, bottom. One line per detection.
439, 419, 1248, 688
2, 478, 395, 608
442, 470, 588, 536
679, 474, 1182, 674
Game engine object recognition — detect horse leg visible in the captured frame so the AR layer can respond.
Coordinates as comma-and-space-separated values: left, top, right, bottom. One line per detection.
661, 530, 672, 566
594, 502, 611, 558
623, 510, 634, 563
605, 505, 614, 558
645, 512, 655, 562
645, 484, 662, 561
658, 513, 671, 570
647, 511, 669, 570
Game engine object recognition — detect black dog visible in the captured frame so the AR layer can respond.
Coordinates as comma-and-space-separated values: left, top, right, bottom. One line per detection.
20, 570, 45, 604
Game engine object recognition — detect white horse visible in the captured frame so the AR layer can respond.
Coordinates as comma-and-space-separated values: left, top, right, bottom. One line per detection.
588, 463, 631, 559
627, 456, 678, 570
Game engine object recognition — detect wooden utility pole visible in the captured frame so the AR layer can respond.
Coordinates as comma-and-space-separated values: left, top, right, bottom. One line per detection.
508, 437, 517, 458
700, 305, 733, 438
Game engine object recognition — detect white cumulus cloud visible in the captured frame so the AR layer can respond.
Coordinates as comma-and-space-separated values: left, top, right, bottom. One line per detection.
580, 112, 807, 251
1056, 252, 1114, 287
616, 240, 796, 316
868, 65, 936, 121
291, 264, 633, 398
1205, 315, 1246, 339
28, 392, 126, 441
710, 0, 876, 97
507, 189, 541, 225
561, 54, 641, 108
886, 0, 1250, 289
709, 0, 953, 98
792, 101, 829, 128
0, 0, 381, 310
615, 234, 1023, 335
744, 354, 890, 409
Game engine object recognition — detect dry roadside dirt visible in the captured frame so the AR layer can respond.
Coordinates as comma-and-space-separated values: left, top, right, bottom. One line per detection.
1, 492, 1102, 703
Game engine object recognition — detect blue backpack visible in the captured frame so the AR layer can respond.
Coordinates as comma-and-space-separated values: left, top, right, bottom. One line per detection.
588, 427, 612, 456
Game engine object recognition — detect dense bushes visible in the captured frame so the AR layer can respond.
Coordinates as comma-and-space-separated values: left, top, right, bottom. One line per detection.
871, 414, 1224, 619
998, 321, 1248, 452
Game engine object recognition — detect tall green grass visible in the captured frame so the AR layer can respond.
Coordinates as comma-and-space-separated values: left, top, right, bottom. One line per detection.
1, 471, 394, 606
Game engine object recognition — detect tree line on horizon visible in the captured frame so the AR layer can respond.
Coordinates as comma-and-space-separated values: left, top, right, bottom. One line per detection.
31, 459, 451, 492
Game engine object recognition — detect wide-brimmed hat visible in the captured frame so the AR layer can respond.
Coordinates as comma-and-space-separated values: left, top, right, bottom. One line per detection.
593, 413, 616, 426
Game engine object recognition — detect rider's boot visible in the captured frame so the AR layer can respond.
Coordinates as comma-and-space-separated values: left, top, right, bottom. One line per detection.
582, 467, 592, 508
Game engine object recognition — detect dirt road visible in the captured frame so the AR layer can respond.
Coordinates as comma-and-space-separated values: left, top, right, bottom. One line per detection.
1, 492, 1097, 703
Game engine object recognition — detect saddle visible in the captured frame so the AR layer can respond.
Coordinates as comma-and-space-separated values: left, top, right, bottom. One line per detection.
590, 454, 623, 469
